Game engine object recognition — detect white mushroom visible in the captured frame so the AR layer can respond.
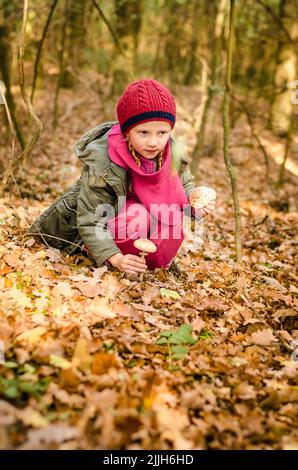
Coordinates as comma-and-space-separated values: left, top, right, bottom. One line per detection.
133, 238, 157, 279
189, 186, 217, 210
134, 238, 157, 255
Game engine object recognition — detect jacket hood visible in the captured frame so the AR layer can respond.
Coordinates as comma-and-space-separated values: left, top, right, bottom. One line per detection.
74, 121, 117, 164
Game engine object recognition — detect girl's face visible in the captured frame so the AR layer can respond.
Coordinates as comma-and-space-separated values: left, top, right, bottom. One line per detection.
126, 121, 172, 159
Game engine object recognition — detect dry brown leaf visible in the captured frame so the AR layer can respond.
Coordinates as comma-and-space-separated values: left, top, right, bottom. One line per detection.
262, 276, 287, 293
45, 248, 63, 262
272, 308, 297, 321
16, 326, 47, 345
249, 328, 278, 346
75, 280, 103, 298
191, 317, 206, 333
91, 352, 120, 375
18, 425, 79, 450
53, 282, 74, 298
142, 286, 160, 306
17, 408, 48, 428
2, 253, 21, 268
72, 338, 92, 371
60, 368, 80, 390
234, 383, 257, 400
86, 297, 118, 319
0, 262, 13, 274
92, 266, 108, 279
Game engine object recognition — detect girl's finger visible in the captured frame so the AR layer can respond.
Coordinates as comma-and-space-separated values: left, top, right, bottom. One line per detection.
203, 204, 215, 211
127, 254, 147, 264
124, 264, 146, 272
127, 260, 147, 269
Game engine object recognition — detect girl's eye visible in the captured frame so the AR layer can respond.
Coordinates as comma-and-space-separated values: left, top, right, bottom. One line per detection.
138, 130, 168, 135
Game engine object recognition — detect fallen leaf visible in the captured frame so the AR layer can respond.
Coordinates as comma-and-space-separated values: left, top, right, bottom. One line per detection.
53, 282, 74, 298
18, 425, 78, 450
91, 352, 120, 375
60, 368, 80, 390
16, 326, 47, 345
2, 253, 21, 268
49, 354, 72, 370
72, 338, 92, 371
75, 280, 103, 298
262, 276, 287, 293
191, 317, 206, 333
234, 383, 256, 400
160, 288, 181, 299
17, 408, 48, 428
249, 328, 278, 346
92, 266, 108, 279
45, 248, 63, 262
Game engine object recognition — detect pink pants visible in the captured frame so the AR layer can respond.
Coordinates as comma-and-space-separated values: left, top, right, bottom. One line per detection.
106, 196, 184, 270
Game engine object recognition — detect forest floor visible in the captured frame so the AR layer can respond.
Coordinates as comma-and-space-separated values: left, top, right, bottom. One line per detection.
0, 80, 297, 449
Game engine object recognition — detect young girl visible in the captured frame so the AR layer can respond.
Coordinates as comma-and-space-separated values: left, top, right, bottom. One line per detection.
28, 79, 216, 274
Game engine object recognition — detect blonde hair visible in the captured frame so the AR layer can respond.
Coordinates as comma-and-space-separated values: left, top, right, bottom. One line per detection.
127, 140, 164, 171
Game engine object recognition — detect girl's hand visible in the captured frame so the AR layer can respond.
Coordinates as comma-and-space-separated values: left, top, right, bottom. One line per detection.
108, 253, 147, 274
200, 198, 216, 217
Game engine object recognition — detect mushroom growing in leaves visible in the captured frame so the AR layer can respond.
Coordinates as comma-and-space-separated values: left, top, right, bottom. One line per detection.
133, 238, 157, 279
189, 186, 217, 210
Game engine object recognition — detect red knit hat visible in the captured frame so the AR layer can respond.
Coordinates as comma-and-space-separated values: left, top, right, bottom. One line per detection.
116, 78, 176, 134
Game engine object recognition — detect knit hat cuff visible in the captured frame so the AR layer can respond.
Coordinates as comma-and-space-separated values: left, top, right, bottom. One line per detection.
121, 111, 176, 134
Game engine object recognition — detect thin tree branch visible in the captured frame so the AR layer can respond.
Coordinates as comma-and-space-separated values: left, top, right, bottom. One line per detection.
91, 0, 134, 81
231, 92, 270, 182
256, 0, 296, 46
31, 0, 59, 103
222, 0, 242, 264
1, 0, 43, 191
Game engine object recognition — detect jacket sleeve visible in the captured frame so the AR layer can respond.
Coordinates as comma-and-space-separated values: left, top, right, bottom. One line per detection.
179, 160, 196, 199
178, 159, 203, 221
76, 167, 121, 266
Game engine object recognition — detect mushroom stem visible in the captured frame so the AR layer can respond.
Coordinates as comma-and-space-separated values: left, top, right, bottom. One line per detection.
139, 251, 147, 281
133, 239, 157, 281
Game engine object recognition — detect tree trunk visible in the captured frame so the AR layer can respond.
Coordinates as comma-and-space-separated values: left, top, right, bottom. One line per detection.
0, 0, 25, 150
52, 0, 69, 130
31, 0, 59, 102
61, 0, 87, 87
183, 0, 201, 86
270, 0, 298, 136
1, 0, 43, 192
191, 0, 227, 174
93, 0, 134, 98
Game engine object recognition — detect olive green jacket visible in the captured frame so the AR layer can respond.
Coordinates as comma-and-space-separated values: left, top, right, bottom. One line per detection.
28, 121, 195, 266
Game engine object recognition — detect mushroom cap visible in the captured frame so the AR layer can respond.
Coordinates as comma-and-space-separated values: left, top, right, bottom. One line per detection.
133, 238, 157, 253
189, 186, 217, 209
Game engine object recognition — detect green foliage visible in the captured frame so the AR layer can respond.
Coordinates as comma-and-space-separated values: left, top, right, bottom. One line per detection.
156, 324, 197, 367
156, 324, 196, 346
199, 329, 213, 340
0, 375, 50, 401
0, 360, 50, 401
160, 288, 181, 299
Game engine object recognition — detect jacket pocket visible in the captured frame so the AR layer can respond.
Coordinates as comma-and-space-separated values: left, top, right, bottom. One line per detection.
28, 192, 79, 250
88, 164, 109, 189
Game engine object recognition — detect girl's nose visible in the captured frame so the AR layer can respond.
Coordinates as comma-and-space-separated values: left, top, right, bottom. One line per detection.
148, 135, 158, 146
